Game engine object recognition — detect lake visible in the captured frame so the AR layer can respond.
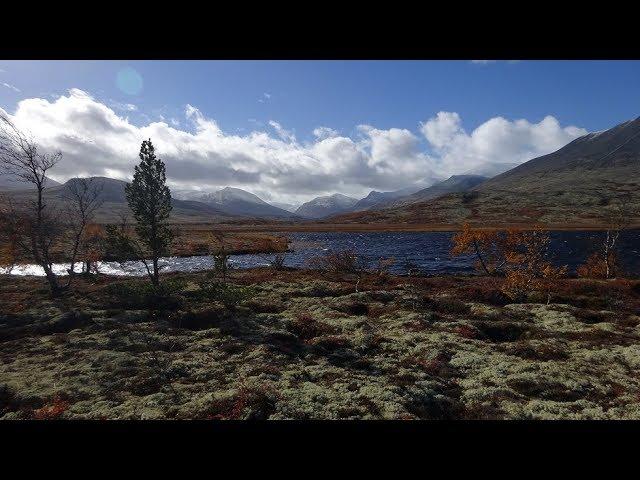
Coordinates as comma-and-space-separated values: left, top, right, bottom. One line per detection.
2, 230, 639, 278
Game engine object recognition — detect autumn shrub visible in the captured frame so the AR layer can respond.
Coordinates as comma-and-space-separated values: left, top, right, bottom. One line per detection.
577, 252, 612, 279
193, 281, 254, 310
336, 301, 369, 316
32, 394, 70, 420
423, 296, 471, 315
500, 227, 567, 302
454, 324, 479, 339
373, 257, 395, 281
308, 335, 352, 353
308, 249, 365, 275
79, 223, 105, 274
209, 231, 231, 279
105, 279, 186, 309
456, 280, 511, 306
208, 384, 278, 420
450, 222, 508, 275
0, 383, 18, 417
270, 253, 286, 271
0, 230, 19, 272
287, 312, 337, 340
245, 297, 285, 313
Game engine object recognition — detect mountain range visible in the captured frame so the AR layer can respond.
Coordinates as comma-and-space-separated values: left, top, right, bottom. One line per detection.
2, 116, 639, 227
295, 193, 359, 218
0, 172, 60, 190
184, 187, 298, 219
2, 177, 234, 223
332, 116, 640, 227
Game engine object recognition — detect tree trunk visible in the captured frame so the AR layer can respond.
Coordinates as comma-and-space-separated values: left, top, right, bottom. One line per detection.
604, 230, 611, 279
44, 266, 63, 297
152, 257, 159, 286
473, 239, 491, 276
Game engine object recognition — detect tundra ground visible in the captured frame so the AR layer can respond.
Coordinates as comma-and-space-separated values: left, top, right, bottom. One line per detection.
1, 269, 639, 420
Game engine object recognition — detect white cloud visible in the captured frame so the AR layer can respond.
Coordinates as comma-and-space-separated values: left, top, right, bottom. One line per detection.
312, 126, 339, 140
0, 89, 587, 204
419, 111, 587, 175
258, 92, 272, 103
268, 120, 296, 143
109, 100, 138, 112
2, 82, 20, 93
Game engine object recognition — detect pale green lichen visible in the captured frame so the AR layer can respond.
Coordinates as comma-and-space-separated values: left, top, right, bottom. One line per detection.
2, 275, 639, 420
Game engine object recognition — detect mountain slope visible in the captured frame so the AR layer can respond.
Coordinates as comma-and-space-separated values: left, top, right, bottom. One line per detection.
3, 177, 234, 223
349, 185, 427, 212
386, 175, 487, 208
0, 172, 60, 190
463, 162, 519, 178
296, 193, 358, 218
331, 117, 640, 227
193, 187, 298, 219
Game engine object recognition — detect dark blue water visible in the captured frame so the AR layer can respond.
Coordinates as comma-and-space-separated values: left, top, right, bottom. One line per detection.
227, 230, 640, 277
4, 230, 639, 277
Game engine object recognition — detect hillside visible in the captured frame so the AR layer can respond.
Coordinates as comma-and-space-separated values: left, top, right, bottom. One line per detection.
1, 177, 235, 223
190, 187, 298, 219
385, 175, 487, 208
331, 117, 640, 227
0, 173, 60, 190
296, 193, 358, 218
349, 185, 426, 212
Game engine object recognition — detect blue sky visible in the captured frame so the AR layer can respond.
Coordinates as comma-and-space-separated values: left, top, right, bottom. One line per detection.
1, 60, 639, 204
2, 60, 639, 137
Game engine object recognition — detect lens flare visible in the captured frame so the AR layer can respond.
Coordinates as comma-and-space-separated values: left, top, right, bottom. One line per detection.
116, 67, 143, 95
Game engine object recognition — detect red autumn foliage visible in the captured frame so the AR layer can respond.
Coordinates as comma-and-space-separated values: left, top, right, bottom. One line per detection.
32, 395, 70, 420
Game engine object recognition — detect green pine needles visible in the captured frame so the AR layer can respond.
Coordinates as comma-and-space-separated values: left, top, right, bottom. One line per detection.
124, 139, 173, 285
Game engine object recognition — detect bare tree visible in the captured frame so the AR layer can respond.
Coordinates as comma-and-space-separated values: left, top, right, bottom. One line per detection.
210, 230, 230, 279
601, 197, 632, 279
62, 177, 103, 285
0, 114, 64, 295
578, 196, 636, 279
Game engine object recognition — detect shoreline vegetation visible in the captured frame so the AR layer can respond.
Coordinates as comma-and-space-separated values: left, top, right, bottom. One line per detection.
1, 267, 639, 420
181, 222, 640, 233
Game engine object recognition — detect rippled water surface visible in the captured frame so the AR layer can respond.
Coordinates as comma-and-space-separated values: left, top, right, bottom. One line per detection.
2, 230, 639, 277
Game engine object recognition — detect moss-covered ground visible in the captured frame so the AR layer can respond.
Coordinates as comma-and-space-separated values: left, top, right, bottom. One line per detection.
1, 269, 639, 419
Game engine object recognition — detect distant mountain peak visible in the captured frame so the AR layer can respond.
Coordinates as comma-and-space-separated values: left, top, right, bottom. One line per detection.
295, 193, 358, 218
335, 115, 640, 227
188, 186, 297, 219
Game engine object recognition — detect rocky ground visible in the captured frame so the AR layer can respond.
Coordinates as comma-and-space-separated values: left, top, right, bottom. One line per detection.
1, 269, 639, 420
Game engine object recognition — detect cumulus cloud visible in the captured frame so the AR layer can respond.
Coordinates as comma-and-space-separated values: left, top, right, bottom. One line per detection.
0, 89, 587, 204
268, 120, 296, 143
419, 111, 587, 175
312, 126, 339, 140
110, 101, 137, 112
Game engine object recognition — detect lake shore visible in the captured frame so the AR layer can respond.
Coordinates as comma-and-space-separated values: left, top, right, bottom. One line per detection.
1, 268, 639, 420
177, 222, 640, 233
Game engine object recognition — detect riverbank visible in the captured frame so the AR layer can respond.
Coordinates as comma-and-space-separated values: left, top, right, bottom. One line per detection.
176, 222, 640, 233
1, 269, 639, 419
171, 230, 289, 256
2, 230, 289, 265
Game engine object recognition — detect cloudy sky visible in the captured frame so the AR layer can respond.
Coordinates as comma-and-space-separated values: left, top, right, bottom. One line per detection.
1, 60, 639, 205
